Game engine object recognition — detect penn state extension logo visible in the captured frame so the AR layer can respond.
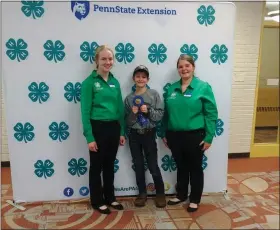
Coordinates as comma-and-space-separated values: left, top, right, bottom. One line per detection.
71, 1, 90, 20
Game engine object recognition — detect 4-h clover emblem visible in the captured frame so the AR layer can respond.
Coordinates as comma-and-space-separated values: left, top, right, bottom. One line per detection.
131, 84, 150, 92
14, 122, 35, 143
80, 41, 99, 64
49, 121, 70, 142
148, 43, 167, 65
197, 5, 215, 26
156, 121, 165, 138
28, 82, 50, 103
64, 82, 81, 103
131, 157, 148, 172
21, 0, 45, 19
180, 44, 199, 61
202, 154, 208, 170
210, 44, 228, 65
34, 159, 54, 179
163, 83, 172, 99
161, 154, 177, 172
114, 159, 120, 173
94, 82, 101, 88
68, 158, 88, 177
43, 40, 65, 63
6, 38, 29, 62
215, 118, 224, 137
115, 42, 135, 64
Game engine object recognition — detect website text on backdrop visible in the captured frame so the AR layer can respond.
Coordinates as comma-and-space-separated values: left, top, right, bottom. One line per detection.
161, 54, 218, 212
80, 45, 126, 215
124, 65, 166, 208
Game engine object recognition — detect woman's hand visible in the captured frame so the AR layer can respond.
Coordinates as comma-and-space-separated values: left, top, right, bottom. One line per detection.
162, 137, 169, 148
119, 136, 126, 146
199, 141, 211, 151
88, 142, 98, 152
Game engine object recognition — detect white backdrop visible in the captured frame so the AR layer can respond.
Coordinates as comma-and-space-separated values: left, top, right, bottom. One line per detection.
2, 1, 235, 203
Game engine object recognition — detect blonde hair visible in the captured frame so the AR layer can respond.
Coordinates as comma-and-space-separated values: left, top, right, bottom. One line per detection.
94, 45, 114, 69
177, 54, 195, 68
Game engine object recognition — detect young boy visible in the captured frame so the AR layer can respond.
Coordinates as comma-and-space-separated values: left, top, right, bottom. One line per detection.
124, 65, 166, 208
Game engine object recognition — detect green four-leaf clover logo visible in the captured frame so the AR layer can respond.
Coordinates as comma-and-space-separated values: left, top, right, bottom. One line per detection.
115, 43, 135, 64
156, 121, 164, 138
80, 41, 99, 64
14, 122, 35, 143
161, 154, 177, 172
197, 5, 215, 26
114, 159, 120, 173
64, 82, 81, 103
49, 121, 70, 142
21, 0, 45, 19
6, 38, 29, 62
132, 157, 148, 172
148, 43, 167, 65
43, 40, 65, 63
34, 159, 54, 179
163, 83, 172, 99
68, 158, 88, 177
202, 154, 208, 170
180, 44, 199, 61
28, 82, 49, 103
210, 44, 228, 65
215, 118, 224, 137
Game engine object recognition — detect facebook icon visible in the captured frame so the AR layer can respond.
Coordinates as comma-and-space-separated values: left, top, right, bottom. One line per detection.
63, 187, 74, 197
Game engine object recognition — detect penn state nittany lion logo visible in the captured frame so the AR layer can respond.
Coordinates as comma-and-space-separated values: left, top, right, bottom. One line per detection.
71, 1, 90, 20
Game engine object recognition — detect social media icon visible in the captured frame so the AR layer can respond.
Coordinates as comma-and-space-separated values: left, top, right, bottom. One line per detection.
63, 187, 74, 197
79, 186, 89, 196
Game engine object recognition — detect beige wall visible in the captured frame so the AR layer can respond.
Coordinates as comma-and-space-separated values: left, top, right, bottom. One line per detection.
1, 2, 264, 161
259, 27, 279, 88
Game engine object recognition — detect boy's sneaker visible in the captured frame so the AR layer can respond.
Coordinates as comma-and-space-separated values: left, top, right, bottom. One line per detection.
134, 194, 147, 207
155, 194, 166, 208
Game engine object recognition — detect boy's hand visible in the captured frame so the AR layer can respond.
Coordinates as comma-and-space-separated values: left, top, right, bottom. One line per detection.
132, 106, 139, 114
140, 105, 148, 113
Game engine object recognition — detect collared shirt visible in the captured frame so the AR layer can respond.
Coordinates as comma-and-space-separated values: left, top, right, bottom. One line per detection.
80, 70, 124, 143
162, 76, 218, 143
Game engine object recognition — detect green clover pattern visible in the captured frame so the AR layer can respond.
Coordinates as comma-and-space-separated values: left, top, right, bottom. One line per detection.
43, 40, 65, 63
14, 122, 35, 143
49, 121, 70, 142
148, 43, 167, 65
202, 154, 208, 170
28, 82, 49, 103
131, 157, 148, 172
34, 159, 54, 179
161, 155, 177, 172
114, 159, 119, 173
197, 5, 215, 26
68, 158, 88, 177
115, 43, 135, 64
6, 38, 29, 62
80, 41, 99, 64
215, 118, 224, 137
210, 44, 228, 65
180, 44, 199, 61
163, 83, 172, 100
64, 82, 81, 103
21, 0, 45, 19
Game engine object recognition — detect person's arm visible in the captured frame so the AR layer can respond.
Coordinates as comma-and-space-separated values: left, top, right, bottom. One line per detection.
202, 83, 218, 144
148, 91, 164, 122
160, 93, 168, 139
80, 79, 95, 143
124, 96, 138, 128
117, 86, 125, 136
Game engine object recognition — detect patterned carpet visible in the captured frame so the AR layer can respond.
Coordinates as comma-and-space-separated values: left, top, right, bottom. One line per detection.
1, 171, 279, 229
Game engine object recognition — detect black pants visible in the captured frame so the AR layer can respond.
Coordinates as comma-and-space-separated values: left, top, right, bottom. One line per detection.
128, 128, 165, 196
89, 119, 120, 207
166, 129, 205, 204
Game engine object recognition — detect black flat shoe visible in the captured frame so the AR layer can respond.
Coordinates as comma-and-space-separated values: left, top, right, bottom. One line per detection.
109, 202, 124, 210
187, 204, 199, 212
92, 205, 111, 214
167, 198, 183, 205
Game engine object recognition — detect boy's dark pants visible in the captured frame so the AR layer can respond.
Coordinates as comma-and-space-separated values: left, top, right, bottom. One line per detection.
128, 128, 165, 196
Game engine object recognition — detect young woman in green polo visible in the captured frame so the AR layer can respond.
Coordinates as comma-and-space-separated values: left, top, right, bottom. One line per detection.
80, 45, 126, 215
162, 54, 218, 212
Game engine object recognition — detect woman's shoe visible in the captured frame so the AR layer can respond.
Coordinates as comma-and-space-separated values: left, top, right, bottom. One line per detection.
108, 201, 124, 210
187, 203, 199, 212
92, 205, 111, 214
167, 198, 183, 205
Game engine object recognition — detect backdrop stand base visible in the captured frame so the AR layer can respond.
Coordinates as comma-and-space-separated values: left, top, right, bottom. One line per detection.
6, 200, 26, 211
